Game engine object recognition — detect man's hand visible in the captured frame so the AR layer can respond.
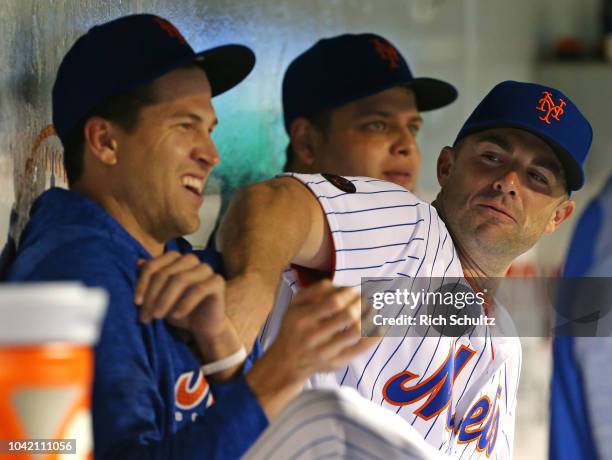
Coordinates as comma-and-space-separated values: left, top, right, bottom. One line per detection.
134, 251, 246, 381
135, 251, 226, 336
246, 279, 381, 420
271, 280, 377, 375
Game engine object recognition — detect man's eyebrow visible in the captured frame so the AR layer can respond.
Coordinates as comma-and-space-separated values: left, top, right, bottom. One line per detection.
353, 109, 423, 124
169, 112, 218, 128
475, 134, 512, 152
408, 114, 423, 124
169, 112, 203, 122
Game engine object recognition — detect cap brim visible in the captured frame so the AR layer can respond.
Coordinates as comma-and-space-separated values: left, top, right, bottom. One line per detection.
456, 122, 583, 191
194, 44, 255, 97
409, 78, 458, 111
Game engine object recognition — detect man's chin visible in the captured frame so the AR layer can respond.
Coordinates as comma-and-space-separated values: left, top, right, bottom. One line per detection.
384, 176, 415, 191
475, 221, 514, 237
474, 225, 523, 251
179, 217, 201, 238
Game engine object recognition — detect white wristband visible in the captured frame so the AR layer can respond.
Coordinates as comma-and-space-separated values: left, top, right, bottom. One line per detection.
201, 346, 247, 375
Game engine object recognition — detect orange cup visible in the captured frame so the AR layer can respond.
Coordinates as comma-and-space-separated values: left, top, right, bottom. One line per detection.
0, 284, 107, 460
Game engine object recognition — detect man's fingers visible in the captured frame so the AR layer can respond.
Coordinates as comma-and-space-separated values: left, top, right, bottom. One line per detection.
293, 284, 360, 321
317, 322, 380, 364
305, 296, 361, 348
134, 251, 182, 305
145, 264, 214, 321
138, 254, 206, 322
151, 264, 214, 319
314, 287, 360, 319
144, 254, 201, 306
315, 322, 362, 359
170, 274, 225, 320
360, 302, 388, 337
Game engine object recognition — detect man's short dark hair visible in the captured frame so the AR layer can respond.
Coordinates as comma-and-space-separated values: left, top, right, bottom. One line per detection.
62, 84, 157, 185
283, 109, 333, 172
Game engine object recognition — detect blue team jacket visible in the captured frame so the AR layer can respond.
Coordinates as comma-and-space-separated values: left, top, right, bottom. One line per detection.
5, 187, 268, 459
550, 176, 612, 460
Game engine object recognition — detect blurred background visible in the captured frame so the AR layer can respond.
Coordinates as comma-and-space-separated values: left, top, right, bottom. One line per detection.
1, 1, 611, 458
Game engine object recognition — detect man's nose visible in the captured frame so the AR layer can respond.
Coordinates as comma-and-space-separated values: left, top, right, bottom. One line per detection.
390, 127, 417, 157
493, 170, 520, 196
192, 135, 220, 168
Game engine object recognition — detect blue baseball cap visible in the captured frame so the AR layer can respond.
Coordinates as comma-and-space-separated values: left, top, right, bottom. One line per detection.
52, 14, 255, 145
282, 33, 457, 133
454, 81, 592, 191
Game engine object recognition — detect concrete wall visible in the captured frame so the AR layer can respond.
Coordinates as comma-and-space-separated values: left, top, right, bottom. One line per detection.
0, 0, 541, 245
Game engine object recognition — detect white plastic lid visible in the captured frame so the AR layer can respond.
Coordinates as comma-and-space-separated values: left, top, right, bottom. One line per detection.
0, 283, 108, 345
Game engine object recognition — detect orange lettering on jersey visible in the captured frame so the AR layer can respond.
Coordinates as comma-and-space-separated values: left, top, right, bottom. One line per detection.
536, 91, 566, 125
455, 385, 502, 457
175, 370, 210, 410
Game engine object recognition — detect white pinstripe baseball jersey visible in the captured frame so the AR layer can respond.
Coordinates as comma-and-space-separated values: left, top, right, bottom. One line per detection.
243, 388, 449, 460
259, 173, 521, 459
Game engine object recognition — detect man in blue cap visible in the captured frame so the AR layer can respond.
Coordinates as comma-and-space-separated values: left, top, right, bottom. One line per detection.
4, 14, 377, 459
432, 80, 588, 278
282, 33, 457, 192
217, 80, 593, 458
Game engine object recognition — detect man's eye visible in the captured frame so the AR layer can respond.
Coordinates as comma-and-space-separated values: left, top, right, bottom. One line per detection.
365, 121, 386, 131
529, 171, 549, 185
409, 125, 420, 135
481, 153, 501, 163
178, 123, 193, 131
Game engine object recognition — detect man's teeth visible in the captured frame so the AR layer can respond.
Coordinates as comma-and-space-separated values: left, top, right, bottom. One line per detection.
181, 176, 204, 194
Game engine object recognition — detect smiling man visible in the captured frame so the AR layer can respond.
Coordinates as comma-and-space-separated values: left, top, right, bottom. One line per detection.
219, 80, 592, 458
5, 14, 377, 459
282, 33, 457, 192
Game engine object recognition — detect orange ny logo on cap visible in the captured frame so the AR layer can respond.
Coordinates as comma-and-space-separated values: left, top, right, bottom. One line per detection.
153, 17, 187, 46
370, 38, 400, 69
536, 91, 566, 124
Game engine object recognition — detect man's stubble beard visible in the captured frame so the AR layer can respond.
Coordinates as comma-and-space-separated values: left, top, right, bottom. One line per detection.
434, 191, 533, 277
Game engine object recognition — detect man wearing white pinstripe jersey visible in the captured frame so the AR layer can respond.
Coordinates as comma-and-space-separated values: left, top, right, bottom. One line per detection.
220, 80, 592, 459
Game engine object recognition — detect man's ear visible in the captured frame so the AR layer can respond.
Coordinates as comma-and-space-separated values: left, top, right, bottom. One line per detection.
544, 199, 575, 235
83, 117, 119, 166
436, 146, 456, 187
289, 118, 321, 167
